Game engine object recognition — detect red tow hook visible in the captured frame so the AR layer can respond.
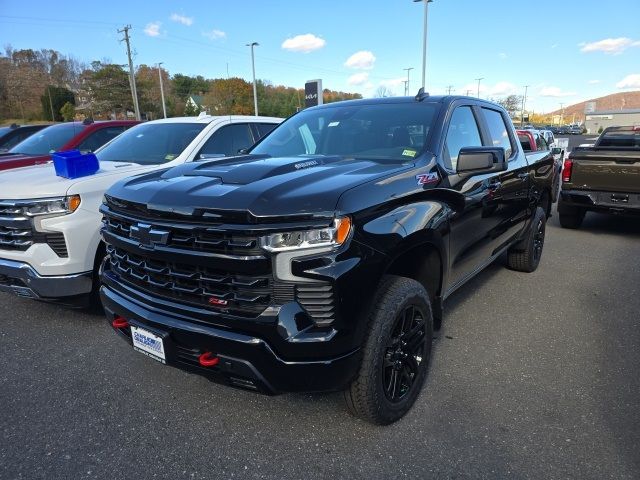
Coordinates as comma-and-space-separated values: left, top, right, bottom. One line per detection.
198, 352, 219, 367
112, 316, 129, 329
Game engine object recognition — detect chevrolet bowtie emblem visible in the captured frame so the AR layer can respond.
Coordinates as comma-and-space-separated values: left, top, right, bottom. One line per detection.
129, 223, 170, 249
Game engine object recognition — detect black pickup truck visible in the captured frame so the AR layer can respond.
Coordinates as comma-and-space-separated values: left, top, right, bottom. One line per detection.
99, 94, 554, 424
558, 125, 640, 228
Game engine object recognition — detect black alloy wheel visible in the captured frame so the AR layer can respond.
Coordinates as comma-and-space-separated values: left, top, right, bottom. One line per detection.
383, 305, 427, 403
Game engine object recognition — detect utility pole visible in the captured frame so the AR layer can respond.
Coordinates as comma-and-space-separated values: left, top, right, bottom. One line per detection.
246, 42, 259, 116
47, 85, 55, 121
446, 85, 454, 95
520, 85, 529, 126
403, 67, 414, 95
118, 25, 141, 121
559, 103, 565, 124
465, 89, 472, 96
157, 62, 167, 118
475, 77, 484, 98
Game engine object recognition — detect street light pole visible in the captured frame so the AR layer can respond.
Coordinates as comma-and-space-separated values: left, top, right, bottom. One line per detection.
475, 77, 484, 98
403, 67, 414, 95
246, 42, 259, 116
413, 0, 433, 90
559, 103, 565, 124
520, 85, 529, 126
157, 62, 167, 119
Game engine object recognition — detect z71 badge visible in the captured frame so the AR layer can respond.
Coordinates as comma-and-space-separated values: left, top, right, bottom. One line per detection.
416, 172, 439, 185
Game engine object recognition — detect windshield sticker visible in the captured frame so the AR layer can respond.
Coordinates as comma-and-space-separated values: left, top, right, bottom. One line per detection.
416, 172, 439, 185
165, 154, 176, 161
328, 121, 340, 127
402, 149, 417, 157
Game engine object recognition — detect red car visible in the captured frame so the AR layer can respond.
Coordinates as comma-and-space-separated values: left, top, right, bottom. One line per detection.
0, 120, 140, 171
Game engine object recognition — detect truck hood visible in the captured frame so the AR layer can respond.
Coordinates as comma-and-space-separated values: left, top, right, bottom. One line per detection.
107, 155, 415, 220
0, 153, 50, 170
0, 161, 153, 199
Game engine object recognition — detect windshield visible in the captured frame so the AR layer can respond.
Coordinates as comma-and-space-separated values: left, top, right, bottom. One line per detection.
9, 123, 82, 155
251, 102, 439, 162
0, 127, 12, 137
96, 122, 206, 165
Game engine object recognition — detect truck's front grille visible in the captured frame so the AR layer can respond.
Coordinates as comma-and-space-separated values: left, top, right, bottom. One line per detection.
0, 203, 68, 256
106, 245, 272, 317
103, 214, 263, 256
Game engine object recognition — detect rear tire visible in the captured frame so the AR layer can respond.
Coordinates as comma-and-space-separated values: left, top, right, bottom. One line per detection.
507, 207, 546, 273
344, 275, 433, 425
559, 209, 585, 229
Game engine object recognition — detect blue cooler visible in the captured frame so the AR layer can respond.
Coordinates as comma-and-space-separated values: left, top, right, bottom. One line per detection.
52, 150, 100, 179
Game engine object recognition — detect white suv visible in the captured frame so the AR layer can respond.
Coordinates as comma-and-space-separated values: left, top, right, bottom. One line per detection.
0, 114, 281, 304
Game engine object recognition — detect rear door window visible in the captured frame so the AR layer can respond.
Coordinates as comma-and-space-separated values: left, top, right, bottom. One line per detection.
444, 106, 482, 170
481, 108, 514, 159
255, 123, 277, 139
197, 124, 254, 159
78, 126, 126, 152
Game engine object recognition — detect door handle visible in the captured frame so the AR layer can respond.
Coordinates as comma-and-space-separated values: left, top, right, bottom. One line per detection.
487, 180, 502, 190
517, 173, 528, 181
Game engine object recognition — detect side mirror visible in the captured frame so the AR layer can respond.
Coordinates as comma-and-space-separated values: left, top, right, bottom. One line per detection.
456, 147, 506, 175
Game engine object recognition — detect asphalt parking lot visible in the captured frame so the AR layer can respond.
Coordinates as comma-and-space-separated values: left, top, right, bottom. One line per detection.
1, 210, 639, 480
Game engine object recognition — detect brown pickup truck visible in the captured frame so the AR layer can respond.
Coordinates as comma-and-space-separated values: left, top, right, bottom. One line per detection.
558, 125, 640, 228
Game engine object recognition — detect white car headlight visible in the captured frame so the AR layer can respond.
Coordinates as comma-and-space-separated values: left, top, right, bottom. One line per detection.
19, 195, 81, 217
259, 217, 352, 252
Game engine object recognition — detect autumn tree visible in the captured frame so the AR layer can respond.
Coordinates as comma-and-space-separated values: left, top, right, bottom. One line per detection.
40, 86, 75, 121
60, 101, 76, 121
495, 95, 523, 118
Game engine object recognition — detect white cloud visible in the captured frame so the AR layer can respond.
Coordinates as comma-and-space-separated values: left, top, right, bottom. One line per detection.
498, 52, 507, 59
490, 81, 517, 96
144, 22, 161, 37
616, 74, 640, 89
202, 29, 226, 40
347, 72, 370, 86
539, 86, 577, 97
170, 13, 193, 26
550, 43, 558, 49
588, 79, 600, 84
380, 77, 406, 89
281, 34, 326, 53
580, 37, 640, 55
344, 50, 376, 70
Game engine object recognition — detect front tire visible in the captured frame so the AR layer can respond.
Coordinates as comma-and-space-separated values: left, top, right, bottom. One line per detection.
344, 275, 433, 425
507, 206, 546, 273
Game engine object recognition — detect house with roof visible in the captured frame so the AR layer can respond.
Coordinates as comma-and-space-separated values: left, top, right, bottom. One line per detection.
185, 95, 205, 114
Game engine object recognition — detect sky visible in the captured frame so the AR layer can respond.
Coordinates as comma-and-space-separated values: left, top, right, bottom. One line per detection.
2, 0, 640, 114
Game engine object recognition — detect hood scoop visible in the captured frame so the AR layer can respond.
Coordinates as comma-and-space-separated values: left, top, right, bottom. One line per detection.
184, 155, 345, 185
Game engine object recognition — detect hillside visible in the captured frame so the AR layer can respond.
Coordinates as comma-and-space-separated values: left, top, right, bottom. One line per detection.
546, 91, 640, 122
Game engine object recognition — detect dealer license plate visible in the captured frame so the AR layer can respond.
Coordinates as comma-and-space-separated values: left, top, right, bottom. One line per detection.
131, 325, 166, 364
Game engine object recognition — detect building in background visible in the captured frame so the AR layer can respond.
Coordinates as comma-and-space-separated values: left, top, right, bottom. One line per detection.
584, 109, 640, 134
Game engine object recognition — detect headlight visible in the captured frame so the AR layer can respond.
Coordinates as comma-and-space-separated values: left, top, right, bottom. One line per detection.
260, 216, 352, 252
20, 195, 81, 217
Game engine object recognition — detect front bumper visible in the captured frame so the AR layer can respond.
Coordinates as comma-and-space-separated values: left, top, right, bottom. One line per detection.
559, 189, 640, 215
0, 258, 92, 299
100, 283, 362, 394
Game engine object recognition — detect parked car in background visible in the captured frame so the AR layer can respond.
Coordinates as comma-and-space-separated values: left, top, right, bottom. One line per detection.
99, 95, 555, 424
0, 124, 48, 153
568, 125, 583, 135
557, 126, 569, 135
539, 129, 555, 147
517, 129, 560, 206
0, 119, 140, 171
0, 114, 282, 308
558, 125, 640, 228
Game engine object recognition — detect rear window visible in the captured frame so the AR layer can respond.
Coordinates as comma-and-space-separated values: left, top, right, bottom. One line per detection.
96, 123, 206, 165
9, 123, 83, 155
598, 129, 640, 147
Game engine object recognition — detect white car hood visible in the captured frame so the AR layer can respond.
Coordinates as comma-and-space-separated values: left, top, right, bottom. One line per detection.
0, 161, 161, 200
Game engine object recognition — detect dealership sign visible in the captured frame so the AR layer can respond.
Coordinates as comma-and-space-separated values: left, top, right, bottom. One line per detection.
305, 79, 323, 108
